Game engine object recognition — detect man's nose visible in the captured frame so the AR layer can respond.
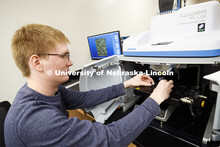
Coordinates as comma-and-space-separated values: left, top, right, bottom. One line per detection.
67, 60, 73, 66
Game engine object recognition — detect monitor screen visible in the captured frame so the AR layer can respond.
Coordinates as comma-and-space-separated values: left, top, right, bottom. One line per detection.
87, 31, 122, 60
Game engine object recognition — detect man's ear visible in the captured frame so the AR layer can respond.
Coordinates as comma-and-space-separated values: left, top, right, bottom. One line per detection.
29, 55, 44, 72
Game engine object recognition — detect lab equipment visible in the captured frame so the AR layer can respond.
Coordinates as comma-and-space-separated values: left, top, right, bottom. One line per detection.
123, 1, 220, 57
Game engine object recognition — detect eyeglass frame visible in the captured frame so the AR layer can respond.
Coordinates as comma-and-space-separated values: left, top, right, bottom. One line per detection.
38, 53, 70, 60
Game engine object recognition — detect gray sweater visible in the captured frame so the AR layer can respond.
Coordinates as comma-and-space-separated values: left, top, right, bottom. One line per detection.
4, 83, 160, 147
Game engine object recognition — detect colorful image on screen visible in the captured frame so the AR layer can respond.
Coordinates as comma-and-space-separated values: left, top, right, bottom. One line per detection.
95, 38, 108, 56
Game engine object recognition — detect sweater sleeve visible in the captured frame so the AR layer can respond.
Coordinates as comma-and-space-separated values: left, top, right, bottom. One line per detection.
60, 83, 125, 109
18, 97, 160, 147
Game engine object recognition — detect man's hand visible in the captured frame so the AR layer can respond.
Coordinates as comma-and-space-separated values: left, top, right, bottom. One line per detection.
123, 74, 154, 89
150, 80, 174, 105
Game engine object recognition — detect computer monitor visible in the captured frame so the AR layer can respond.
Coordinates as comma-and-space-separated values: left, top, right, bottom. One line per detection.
87, 31, 122, 60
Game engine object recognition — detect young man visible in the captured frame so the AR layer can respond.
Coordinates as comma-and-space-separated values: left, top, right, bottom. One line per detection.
5, 24, 174, 147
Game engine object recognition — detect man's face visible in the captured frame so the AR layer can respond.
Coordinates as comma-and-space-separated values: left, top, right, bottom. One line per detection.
42, 43, 73, 85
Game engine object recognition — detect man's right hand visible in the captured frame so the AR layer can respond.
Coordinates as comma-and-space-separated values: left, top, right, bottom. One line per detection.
149, 80, 174, 105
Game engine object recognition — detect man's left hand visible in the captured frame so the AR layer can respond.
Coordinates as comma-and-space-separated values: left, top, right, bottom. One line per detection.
123, 74, 154, 89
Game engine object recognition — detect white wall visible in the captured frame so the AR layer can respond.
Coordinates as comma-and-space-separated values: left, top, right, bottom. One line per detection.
0, 0, 215, 103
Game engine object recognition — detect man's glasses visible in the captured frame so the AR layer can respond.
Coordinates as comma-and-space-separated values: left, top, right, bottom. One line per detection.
39, 53, 70, 60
